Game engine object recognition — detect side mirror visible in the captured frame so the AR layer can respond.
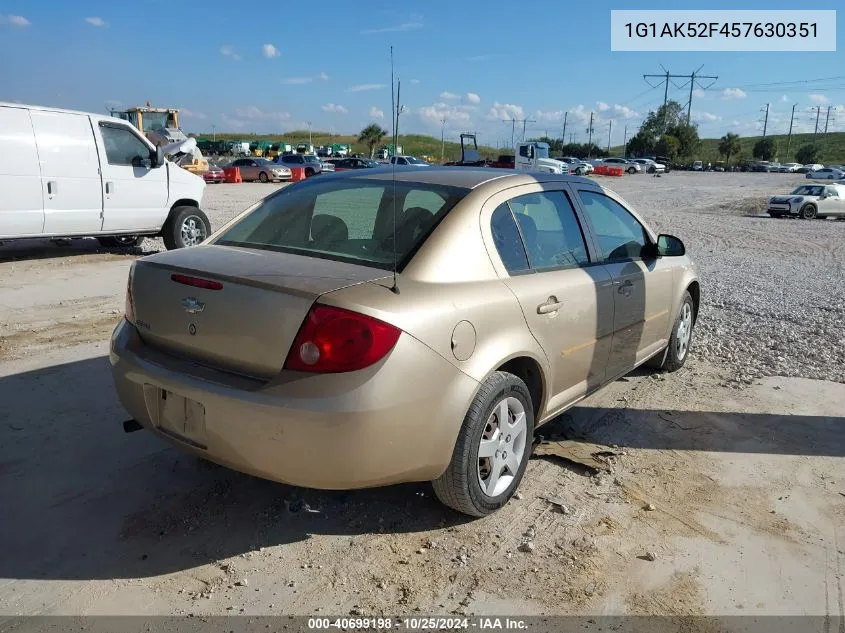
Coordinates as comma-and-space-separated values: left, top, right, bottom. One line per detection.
657, 234, 685, 257
150, 146, 164, 168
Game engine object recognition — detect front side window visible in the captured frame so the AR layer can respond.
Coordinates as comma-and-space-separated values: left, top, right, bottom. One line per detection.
506, 191, 590, 271
577, 190, 650, 262
99, 124, 151, 166
215, 179, 468, 270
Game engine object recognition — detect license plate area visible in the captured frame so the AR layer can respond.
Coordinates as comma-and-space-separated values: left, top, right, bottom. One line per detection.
156, 389, 207, 449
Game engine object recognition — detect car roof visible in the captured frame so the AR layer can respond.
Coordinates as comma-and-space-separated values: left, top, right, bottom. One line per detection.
311, 166, 596, 189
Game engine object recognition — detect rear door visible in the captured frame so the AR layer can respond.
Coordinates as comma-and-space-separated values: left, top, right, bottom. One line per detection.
572, 187, 674, 377
30, 110, 103, 235
94, 121, 168, 232
821, 186, 845, 216
0, 106, 44, 237
483, 186, 615, 414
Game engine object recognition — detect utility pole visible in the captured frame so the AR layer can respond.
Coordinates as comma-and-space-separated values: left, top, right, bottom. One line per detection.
607, 120, 612, 153
503, 119, 516, 150
786, 104, 796, 158
440, 117, 446, 161
522, 118, 535, 141
306, 121, 312, 145
623, 124, 629, 157
824, 105, 832, 133
643, 66, 672, 107
813, 106, 821, 143
761, 103, 770, 137
587, 112, 594, 158
211, 124, 217, 141
644, 66, 717, 118
561, 111, 568, 145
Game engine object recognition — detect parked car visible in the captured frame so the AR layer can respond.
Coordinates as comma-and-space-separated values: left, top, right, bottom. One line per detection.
556, 157, 591, 175
326, 157, 379, 171
275, 153, 323, 177
111, 167, 699, 517
0, 101, 208, 249
389, 155, 431, 166
320, 160, 335, 173
691, 161, 704, 171
652, 156, 673, 173
601, 157, 641, 174
778, 163, 802, 173
806, 167, 845, 180
798, 163, 823, 173
768, 183, 845, 219
203, 163, 225, 184
631, 158, 665, 173
228, 158, 292, 183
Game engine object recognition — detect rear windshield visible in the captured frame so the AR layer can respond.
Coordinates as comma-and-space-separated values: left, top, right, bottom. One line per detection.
215, 178, 469, 270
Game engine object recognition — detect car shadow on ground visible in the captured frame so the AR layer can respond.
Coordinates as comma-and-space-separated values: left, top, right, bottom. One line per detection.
0, 354, 843, 582
0, 237, 154, 262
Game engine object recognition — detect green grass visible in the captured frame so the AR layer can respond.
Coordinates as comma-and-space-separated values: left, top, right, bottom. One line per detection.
610, 131, 845, 164
196, 130, 501, 162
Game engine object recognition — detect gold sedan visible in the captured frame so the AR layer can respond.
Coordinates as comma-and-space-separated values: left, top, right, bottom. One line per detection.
110, 168, 699, 516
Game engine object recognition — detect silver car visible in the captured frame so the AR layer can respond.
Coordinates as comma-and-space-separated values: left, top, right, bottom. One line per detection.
768, 183, 845, 219
228, 158, 292, 183
602, 157, 642, 174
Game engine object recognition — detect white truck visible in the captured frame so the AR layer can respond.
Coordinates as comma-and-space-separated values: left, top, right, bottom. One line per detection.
515, 141, 568, 174
0, 102, 208, 249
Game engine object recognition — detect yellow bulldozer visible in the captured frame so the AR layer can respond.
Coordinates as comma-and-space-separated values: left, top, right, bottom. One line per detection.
109, 104, 208, 174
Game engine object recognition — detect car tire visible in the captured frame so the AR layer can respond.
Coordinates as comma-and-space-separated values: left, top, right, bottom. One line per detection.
628, 167, 637, 174
647, 291, 695, 373
305, 168, 316, 178
258, 171, 269, 183
432, 371, 534, 517
97, 235, 144, 248
800, 204, 817, 219
647, 166, 656, 174
162, 206, 211, 249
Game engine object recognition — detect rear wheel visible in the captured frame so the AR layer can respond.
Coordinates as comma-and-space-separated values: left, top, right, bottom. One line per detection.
800, 204, 817, 219
432, 371, 533, 517
162, 206, 211, 249
258, 171, 269, 183
97, 235, 144, 248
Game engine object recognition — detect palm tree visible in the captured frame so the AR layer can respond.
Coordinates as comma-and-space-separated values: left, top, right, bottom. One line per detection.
718, 133, 741, 165
358, 123, 388, 158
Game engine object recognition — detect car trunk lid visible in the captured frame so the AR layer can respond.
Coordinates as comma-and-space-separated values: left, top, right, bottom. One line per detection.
131, 245, 389, 379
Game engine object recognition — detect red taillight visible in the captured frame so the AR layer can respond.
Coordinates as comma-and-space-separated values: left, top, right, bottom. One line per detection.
284, 305, 401, 373
124, 263, 135, 324
171, 274, 223, 290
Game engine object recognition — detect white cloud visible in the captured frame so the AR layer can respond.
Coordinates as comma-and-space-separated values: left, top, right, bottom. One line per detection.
781, 95, 789, 102
693, 111, 721, 123
281, 77, 313, 85
468, 54, 492, 62
809, 93, 829, 105
322, 103, 348, 114
317, 72, 329, 81
233, 105, 290, 120
179, 108, 207, 120
85, 17, 107, 27
596, 101, 610, 112
568, 105, 594, 125
440, 91, 459, 100
721, 88, 747, 100
410, 79, 420, 85
612, 104, 639, 119
361, 14, 423, 35
220, 45, 242, 61
347, 83, 387, 92
692, 88, 706, 98
369, 106, 385, 119
221, 113, 246, 129
0, 14, 30, 27
419, 102, 471, 127
465, 92, 481, 105
487, 101, 524, 120
262, 43, 279, 59
535, 109, 566, 122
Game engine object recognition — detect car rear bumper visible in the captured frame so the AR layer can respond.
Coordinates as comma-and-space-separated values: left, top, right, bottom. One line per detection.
109, 319, 478, 489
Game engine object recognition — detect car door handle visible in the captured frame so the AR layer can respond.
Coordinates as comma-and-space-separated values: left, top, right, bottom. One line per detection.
46, 181, 57, 195
537, 296, 563, 314
105, 182, 113, 194
617, 279, 633, 295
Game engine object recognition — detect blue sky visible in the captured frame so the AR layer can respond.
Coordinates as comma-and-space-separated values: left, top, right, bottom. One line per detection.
0, 0, 842, 146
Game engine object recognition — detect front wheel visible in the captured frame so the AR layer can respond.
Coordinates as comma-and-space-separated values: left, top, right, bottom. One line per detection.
162, 206, 211, 249
432, 371, 534, 517
648, 291, 695, 372
258, 171, 269, 183
800, 204, 817, 219
628, 167, 637, 174
97, 235, 144, 248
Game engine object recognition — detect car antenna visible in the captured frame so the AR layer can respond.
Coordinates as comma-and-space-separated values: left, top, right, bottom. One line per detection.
389, 45, 399, 294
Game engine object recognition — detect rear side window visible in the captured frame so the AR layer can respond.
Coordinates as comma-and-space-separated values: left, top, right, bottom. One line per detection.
215, 179, 468, 270
99, 123, 150, 166
507, 191, 590, 271
491, 204, 530, 274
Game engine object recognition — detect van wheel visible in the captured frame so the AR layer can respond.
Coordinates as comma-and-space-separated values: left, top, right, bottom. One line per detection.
163, 206, 211, 249
432, 371, 534, 517
97, 235, 144, 247
258, 171, 269, 183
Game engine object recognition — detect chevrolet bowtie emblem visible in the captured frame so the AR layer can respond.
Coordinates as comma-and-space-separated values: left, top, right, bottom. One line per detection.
182, 297, 205, 314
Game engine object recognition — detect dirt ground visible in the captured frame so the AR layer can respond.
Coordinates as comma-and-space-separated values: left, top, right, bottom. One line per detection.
1, 173, 844, 623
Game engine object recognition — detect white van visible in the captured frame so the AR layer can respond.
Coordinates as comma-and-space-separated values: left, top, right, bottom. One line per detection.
0, 102, 209, 249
